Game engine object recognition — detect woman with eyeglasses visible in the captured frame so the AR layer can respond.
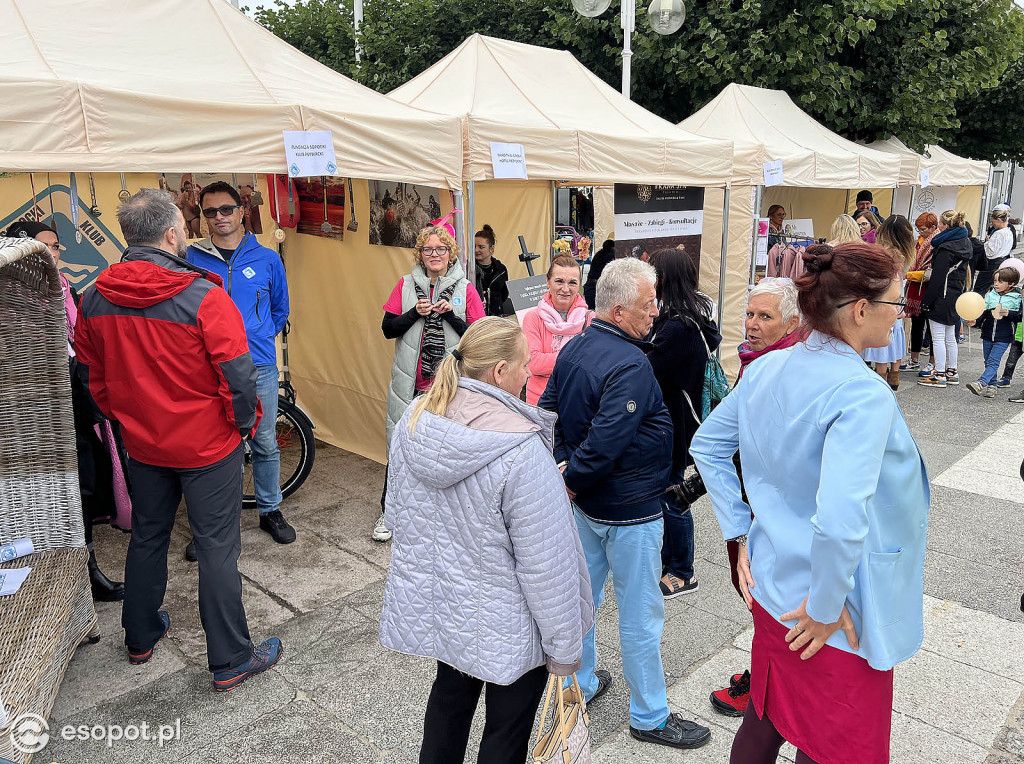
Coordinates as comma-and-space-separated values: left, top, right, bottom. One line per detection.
692, 241, 929, 764
5, 220, 129, 602
374, 225, 485, 543
854, 210, 882, 244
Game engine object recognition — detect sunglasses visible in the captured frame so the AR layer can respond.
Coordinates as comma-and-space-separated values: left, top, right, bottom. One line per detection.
202, 205, 241, 219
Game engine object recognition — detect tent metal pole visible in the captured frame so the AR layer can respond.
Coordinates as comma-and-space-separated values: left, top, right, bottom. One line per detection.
717, 187, 731, 360
750, 185, 764, 287
466, 182, 476, 285
454, 189, 467, 275
907, 185, 917, 219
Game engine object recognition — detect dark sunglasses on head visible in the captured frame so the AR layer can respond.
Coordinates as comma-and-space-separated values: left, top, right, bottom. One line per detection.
202, 204, 241, 219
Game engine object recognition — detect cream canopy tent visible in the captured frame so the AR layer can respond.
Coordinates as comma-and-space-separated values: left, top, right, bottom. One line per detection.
865, 137, 990, 188
0, 0, 463, 186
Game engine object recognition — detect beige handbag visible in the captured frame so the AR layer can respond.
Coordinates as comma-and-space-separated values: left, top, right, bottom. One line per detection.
532, 673, 591, 764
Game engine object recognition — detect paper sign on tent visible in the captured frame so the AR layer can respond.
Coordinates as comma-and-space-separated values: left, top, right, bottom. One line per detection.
490, 143, 529, 179
283, 130, 338, 178
763, 160, 784, 187
920, 167, 931, 188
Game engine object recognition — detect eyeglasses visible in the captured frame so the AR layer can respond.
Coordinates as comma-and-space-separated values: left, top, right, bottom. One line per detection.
201, 205, 241, 219
420, 246, 450, 256
836, 298, 908, 311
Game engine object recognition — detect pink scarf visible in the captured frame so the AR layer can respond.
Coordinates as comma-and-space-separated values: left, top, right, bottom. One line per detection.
737, 328, 807, 378
536, 293, 591, 350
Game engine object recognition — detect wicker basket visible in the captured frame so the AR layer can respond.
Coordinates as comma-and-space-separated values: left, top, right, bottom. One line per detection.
0, 236, 98, 764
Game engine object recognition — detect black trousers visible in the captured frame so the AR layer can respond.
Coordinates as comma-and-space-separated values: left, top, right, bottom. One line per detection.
123, 444, 253, 672
419, 662, 548, 764
1003, 341, 1023, 381
909, 314, 930, 355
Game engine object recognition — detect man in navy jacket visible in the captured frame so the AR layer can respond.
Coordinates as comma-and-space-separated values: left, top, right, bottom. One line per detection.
539, 258, 711, 751
187, 181, 294, 548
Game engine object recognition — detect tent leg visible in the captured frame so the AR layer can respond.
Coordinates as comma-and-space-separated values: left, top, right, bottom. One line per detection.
466, 182, 475, 285
717, 187, 731, 360
750, 185, 764, 287
908, 185, 918, 218
454, 189, 467, 274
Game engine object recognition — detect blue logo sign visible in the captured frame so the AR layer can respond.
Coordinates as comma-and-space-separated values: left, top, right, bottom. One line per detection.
326, 162, 337, 175
289, 163, 300, 176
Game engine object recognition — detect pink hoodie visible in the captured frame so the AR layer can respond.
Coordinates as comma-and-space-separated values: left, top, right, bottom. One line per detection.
521, 292, 592, 405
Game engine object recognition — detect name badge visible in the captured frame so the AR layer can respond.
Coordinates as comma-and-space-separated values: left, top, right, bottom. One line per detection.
453, 295, 464, 307
242, 267, 256, 279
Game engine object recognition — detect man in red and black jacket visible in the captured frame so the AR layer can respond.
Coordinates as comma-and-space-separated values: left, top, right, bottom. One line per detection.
76, 189, 283, 692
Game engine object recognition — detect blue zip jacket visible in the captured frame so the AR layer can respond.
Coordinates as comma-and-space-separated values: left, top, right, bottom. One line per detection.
979, 286, 1023, 343
187, 234, 289, 367
538, 318, 673, 525
690, 331, 930, 671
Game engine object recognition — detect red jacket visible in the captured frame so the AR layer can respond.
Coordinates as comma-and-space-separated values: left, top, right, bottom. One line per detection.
75, 247, 261, 469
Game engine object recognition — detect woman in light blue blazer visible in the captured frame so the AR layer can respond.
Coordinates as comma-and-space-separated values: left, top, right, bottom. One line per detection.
691, 241, 929, 764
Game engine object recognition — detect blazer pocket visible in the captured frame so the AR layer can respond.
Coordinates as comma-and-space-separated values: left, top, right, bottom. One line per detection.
868, 548, 905, 627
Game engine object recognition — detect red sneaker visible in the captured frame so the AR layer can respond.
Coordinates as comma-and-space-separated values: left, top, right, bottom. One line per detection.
710, 669, 750, 717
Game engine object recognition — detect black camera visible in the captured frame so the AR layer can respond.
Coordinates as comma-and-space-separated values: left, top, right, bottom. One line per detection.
668, 471, 707, 508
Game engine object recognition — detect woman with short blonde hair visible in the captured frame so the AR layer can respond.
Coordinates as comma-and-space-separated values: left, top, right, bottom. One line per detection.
382, 317, 594, 764
829, 214, 861, 245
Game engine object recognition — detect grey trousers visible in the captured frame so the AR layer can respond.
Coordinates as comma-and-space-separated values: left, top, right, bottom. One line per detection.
123, 444, 253, 672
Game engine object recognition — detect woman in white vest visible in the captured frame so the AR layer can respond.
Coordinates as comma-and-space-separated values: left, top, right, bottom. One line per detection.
373, 224, 485, 542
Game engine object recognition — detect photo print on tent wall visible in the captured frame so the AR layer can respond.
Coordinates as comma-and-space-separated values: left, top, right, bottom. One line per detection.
613, 184, 705, 270
368, 181, 443, 248
293, 176, 346, 240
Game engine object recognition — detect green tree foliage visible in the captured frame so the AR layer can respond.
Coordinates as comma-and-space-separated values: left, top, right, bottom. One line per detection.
251, 0, 1024, 158
949, 56, 1024, 163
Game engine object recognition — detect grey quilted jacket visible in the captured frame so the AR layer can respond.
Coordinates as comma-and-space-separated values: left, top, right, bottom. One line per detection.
380, 377, 594, 685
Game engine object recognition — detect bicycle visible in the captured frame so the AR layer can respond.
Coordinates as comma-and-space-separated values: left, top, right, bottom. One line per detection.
241, 379, 316, 509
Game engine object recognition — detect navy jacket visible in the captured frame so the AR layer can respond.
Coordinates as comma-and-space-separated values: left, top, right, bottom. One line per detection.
539, 318, 673, 525
187, 233, 289, 367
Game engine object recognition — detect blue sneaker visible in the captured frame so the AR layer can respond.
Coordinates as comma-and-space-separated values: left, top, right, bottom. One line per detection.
918, 363, 935, 378
128, 610, 170, 665
212, 638, 283, 692
996, 377, 1013, 388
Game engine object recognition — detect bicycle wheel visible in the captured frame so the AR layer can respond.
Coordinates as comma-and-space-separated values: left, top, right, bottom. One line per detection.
242, 397, 316, 510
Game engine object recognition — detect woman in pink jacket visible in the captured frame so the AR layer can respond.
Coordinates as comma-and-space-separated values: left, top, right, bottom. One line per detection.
522, 255, 592, 405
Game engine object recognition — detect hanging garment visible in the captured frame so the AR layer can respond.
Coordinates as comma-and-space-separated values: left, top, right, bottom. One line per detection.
766, 244, 783, 278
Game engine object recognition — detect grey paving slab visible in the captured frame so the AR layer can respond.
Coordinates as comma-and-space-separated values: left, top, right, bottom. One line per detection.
925, 548, 1024, 623
291, 494, 391, 571
921, 595, 1024, 679
924, 485, 1024, 573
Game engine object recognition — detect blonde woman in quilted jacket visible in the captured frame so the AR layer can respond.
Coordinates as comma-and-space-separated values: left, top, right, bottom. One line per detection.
380, 317, 594, 764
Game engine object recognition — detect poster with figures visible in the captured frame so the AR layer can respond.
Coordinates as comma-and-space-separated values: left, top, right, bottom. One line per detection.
613, 184, 704, 269
368, 181, 444, 248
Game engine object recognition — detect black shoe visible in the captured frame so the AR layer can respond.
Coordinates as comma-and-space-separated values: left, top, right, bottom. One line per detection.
184, 539, 197, 562
630, 713, 712, 749
88, 548, 125, 602
1010, 393, 1024, 403
259, 510, 296, 544
588, 669, 612, 704
128, 610, 170, 665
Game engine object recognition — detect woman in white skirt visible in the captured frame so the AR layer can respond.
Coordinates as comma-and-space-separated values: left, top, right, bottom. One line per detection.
864, 215, 916, 390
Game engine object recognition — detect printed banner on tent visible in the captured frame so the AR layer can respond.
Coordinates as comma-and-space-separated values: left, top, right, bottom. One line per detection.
508, 275, 549, 324
283, 130, 338, 178
755, 218, 770, 266
613, 184, 704, 269
368, 181, 443, 248
0, 183, 125, 290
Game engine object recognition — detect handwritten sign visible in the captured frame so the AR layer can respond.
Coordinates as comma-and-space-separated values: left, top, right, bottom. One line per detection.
490, 142, 529, 179
283, 130, 338, 177
763, 160, 784, 187
919, 167, 931, 188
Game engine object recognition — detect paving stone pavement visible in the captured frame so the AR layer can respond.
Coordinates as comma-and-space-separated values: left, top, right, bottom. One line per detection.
39, 335, 1024, 763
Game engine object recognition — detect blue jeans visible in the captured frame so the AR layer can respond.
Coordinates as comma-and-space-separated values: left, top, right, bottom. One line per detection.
252, 364, 282, 514
573, 509, 670, 730
981, 340, 1011, 386
661, 493, 694, 581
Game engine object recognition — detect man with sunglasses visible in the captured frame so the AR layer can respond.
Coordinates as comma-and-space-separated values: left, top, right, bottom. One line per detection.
186, 181, 295, 552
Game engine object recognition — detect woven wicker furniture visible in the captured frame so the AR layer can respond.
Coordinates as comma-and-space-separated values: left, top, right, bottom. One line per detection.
0, 236, 98, 764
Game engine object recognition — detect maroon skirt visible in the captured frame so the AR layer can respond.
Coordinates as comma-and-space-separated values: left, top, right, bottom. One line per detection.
750, 599, 894, 764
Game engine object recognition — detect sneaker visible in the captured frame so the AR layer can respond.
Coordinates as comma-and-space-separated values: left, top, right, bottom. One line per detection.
918, 363, 935, 378
917, 374, 947, 388
982, 385, 998, 399
1010, 393, 1024, 403
710, 669, 750, 717
996, 377, 1013, 388
957, 334, 967, 344
660, 573, 699, 599
128, 611, 170, 665
212, 638, 284, 692
184, 539, 197, 563
372, 512, 392, 542
630, 713, 711, 750
967, 381, 984, 396
259, 510, 296, 544
899, 360, 921, 372
588, 669, 613, 704
945, 369, 960, 385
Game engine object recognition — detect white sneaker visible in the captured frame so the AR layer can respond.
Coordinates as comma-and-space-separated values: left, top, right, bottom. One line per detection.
918, 363, 935, 378
372, 512, 392, 542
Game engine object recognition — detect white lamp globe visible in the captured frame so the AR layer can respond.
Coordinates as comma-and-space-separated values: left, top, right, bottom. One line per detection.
648, 0, 685, 34
571, 0, 613, 17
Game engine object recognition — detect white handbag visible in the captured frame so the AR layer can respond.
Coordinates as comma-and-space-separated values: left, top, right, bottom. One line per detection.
532, 673, 591, 764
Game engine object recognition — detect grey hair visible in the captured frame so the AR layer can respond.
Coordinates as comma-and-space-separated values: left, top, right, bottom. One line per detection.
749, 279, 800, 323
116, 188, 181, 247
595, 257, 657, 314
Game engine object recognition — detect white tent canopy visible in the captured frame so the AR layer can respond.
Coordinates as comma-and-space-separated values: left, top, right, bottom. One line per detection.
0, 0, 463, 185
389, 34, 734, 187
864, 137, 991, 187
679, 83, 902, 188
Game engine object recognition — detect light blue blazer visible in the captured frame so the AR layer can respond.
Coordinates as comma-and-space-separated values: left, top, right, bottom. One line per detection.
690, 331, 930, 671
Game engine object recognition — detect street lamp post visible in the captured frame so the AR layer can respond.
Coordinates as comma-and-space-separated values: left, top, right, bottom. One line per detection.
571, 0, 685, 99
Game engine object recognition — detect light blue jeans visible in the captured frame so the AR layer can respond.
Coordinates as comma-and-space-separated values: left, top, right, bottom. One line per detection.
573, 508, 670, 730
252, 364, 282, 515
